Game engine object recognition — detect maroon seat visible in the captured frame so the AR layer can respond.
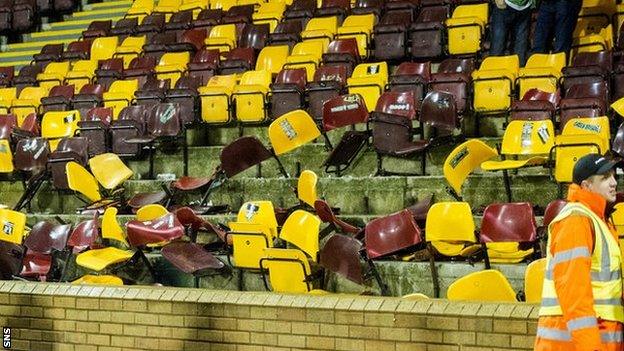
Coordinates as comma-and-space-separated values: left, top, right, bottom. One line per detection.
166, 76, 200, 125
165, 9, 193, 33
364, 209, 423, 259
284, 0, 316, 21
188, 48, 220, 85
268, 20, 302, 48
352, 0, 384, 16
66, 215, 99, 254
409, 6, 448, 60
135, 77, 170, 105
373, 12, 411, 61
563, 50, 611, 96
193, 8, 223, 30
137, 13, 166, 35
33, 44, 64, 67
110, 105, 150, 156
219, 47, 256, 75
95, 58, 124, 90
13, 64, 42, 91
385, 0, 419, 17
78, 107, 113, 156
21, 221, 71, 281
316, 0, 350, 21
220, 135, 274, 178
480, 202, 537, 244
510, 89, 559, 122
0, 65, 14, 87
16, 113, 39, 138
613, 122, 624, 158
142, 31, 177, 61
270, 68, 307, 118
0, 241, 24, 280
161, 242, 225, 274
239, 23, 270, 51
73, 83, 105, 117
428, 58, 474, 116
126, 212, 184, 247
560, 82, 608, 124
314, 199, 361, 235
319, 234, 364, 284
419, 91, 458, 131
14, 137, 50, 173
167, 28, 207, 54
82, 20, 112, 40
110, 17, 138, 39
0, 114, 17, 139
62, 40, 92, 61
306, 65, 348, 122
389, 62, 431, 111
322, 93, 369, 131
223, 4, 254, 24
12, 0, 37, 33
322, 38, 360, 77
124, 56, 157, 87
126, 191, 168, 211
542, 199, 566, 229
41, 84, 75, 113
47, 137, 89, 190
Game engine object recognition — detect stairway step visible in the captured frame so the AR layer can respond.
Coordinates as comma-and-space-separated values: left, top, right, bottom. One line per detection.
6, 39, 74, 51
49, 16, 123, 29
88, 0, 132, 8
30, 28, 84, 39
0, 49, 39, 59
71, 7, 130, 18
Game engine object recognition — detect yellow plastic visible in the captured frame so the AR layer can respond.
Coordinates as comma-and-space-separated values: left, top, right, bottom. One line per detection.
446, 3, 488, 55
37, 61, 71, 90
65, 60, 98, 92
284, 40, 325, 78
199, 74, 238, 124
472, 55, 519, 113
179, 0, 207, 16
481, 120, 555, 171
347, 62, 389, 112
402, 293, 429, 300
115, 36, 146, 68
443, 139, 497, 196
76, 247, 134, 271
613, 203, 624, 235
447, 270, 517, 302
426, 202, 479, 257
205, 24, 237, 53
336, 14, 376, 59
0, 139, 13, 173
559, 116, 610, 150
262, 247, 313, 293
154, 0, 181, 19
0, 87, 16, 114
253, 2, 286, 31
256, 45, 290, 74
297, 170, 318, 207
0, 209, 26, 245
90, 36, 119, 62
611, 96, 624, 118
136, 204, 169, 221
11, 87, 48, 126
572, 24, 613, 56
127, 0, 154, 21
486, 242, 534, 263
517, 53, 566, 98
66, 161, 102, 202
232, 70, 272, 123
41, 110, 81, 151
72, 274, 124, 285
302, 16, 339, 46
228, 222, 274, 269
237, 201, 279, 240
88, 153, 134, 190
553, 134, 603, 183
102, 207, 128, 245
211, 0, 235, 10
524, 258, 546, 303
103, 79, 139, 119
279, 210, 321, 261
268, 109, 321, 155
155, 52, 190, 86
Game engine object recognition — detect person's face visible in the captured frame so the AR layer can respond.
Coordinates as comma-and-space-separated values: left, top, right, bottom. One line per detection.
582, 170, 617, 203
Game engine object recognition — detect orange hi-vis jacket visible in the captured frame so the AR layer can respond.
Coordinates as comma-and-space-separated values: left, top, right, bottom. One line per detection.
534, 184, 624, 351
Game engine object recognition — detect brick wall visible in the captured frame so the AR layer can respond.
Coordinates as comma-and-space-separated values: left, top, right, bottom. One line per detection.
0, 281, 538, 351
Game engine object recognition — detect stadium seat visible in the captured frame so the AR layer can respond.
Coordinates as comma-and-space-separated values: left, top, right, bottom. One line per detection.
270, 68, 307, 118
165, 9, 193, 33
0, 88, 17, 114
62, 40, 93, 62
111, 17, 139, 40
347, 61, 388, 112
11, 86, 48, 126
95, 58, 124, 90
253, 1, 286, 31
64, 60, 98, 92
155, 52, 190, 86
220, 47, 256, 75
90, 36, 119, 63
316, 0, 350, 21
445, 3, 488, 56
560, 82, 608, 123
47, 137, 89, 190
78, 107, 112, 156
73, 84, 105, 118
260, 247, 322, 293
443, 139, 500, 200
123, 56, 158, 87
199, 74, 238, 124
41, 84, 74, 112
510, 89, 559, 122
0, 66, 14, 88
37, 61, 71, 91
409, 6, 448, 60
524, 258, 546, 303
373, 11, 412, 61
472, 55, 519, 116
13, 65, 42, 92
103, 79, 139, 119
301, 16, 339, 46
268, 20, 303, 48
517, 53, 566, 99
114, 36, 147, 68
126, 0, 154, 22
447, 270, 517, 302
306, 65, 348, 121
21, 220, 71, 281
562, 50, 611, 95
82, 20, 112, 40
571, 24, 613, 57
322, 38, 360, 77
225, 221, 274, 287
256, 45, 290, 74
166, 76, 201, 125
137, 13, 167, 35
232, 70, 272, 124
193, 8, 224, 31
268, 109, 321, 161
204, 24, 238, 53
284, 40, 326, 78
11, 137, 51, 211
336, 14, 376, 59
187, 49, 220, 85
236, 200, 279, 239
33, 44, 64, 67
388, 62, 431, 110
110, 105, 149, 157
41, 110, 81, 151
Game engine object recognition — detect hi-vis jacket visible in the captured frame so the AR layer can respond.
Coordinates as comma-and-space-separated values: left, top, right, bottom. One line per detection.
534, 184, 624, 351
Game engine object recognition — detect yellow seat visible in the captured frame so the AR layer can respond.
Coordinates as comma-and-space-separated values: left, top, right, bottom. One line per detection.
0, 87, 16, 114
66, 162, 102, 202
211, 0, 236, 11
126, 0, 154, 22
64, 60, 98, 92
472, 55, 519, 114
136, 204, 169, 221
204, 24, 238, 53
256, 45, 290, 74
279, 210, 321, 261
76, 247, 134, 271
102, 207, 128, 245
37, 61, 71, 91
347, 62, 388, 112
90, 36, 119, 63
232, 70, 272, 123
41, 110, 80, 151
179, 0, 207, 17
611, 96, 624, 117
72, 274, 124, 285
297, 170, 318, 207
336, 14, 376, 59
517, 53, 566, 98
572, 24, 613, 57
103, 79, 139, 119
301, 16, 339, 46
481, 120, 555, 171
10, 86, 48, 126
261, 247, 317, 293
0, 209, 27, 245
426, 202, 480, 257
443, 139, 498, 198
0, 139, 13, 173
486, 242, 533, 263
199, 74, 238, 124
89, 153, 134, 190
284, 40, 326, 78
524, 258, 546, 303
227, 222, 274, 269
114, 36, 146, 68
268, 109, 321, 155
552, 116, 610, 183
447, 270, 517, 302
445, 3, 488, 55
155, 52, 190, 86
253, 2, 286, 32
154, 0, 182, 19
236, 200, 279, 239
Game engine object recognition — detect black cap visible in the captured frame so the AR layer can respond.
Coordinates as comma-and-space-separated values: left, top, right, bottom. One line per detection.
573, 153, 619, 185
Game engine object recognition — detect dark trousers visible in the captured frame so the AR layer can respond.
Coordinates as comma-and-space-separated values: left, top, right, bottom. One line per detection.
490, 5, 532, 66
532, 0, 583, 55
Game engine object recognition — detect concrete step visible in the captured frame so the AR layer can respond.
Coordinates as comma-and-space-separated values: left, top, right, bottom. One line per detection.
30, 28, 84, 39
88, 0, 132, 9
70, 7, 130, 18
48, 16, 123, 30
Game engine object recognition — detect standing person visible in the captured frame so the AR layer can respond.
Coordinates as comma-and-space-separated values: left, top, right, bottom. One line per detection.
489, 0, 533, 66
532, 0, 583, 54
534, 153, 624, 351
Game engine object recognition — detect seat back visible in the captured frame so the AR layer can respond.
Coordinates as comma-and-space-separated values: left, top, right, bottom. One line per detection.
322, 93, 369, 131
48, 137, 89, 189
365, 209, 422, 259
297, 170, 317, 207
220, 136, 274, 178
500, 120, 555, 156
89, 153, 134, 190
425, 202, 476, 243
261, 247, 313, 293
23, 221, 71, 254
279, 210, 321, 261
146, 103, 182, 137
480, 202, 537, 243
447, 270, 517, 302
91, 36, 119, 62
524, 258, 546, 303
41, 110, 80, 151
228, 222, 274, 269
256, 45, 290, 74
268, 110, 321, 155
101, 207, 128, 244
237, 201, 279, 239
66, 161, 101, 202
374, 90, 417, 120
0, 209, 27, 245
443, 139, 497, 196
319, 234, 363, 283
419, 91, 458, 131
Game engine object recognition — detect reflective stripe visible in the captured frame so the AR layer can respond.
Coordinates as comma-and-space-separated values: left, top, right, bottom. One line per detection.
591, 269, 622, 282
594, 298, 623, 306
541, 297, 559, 307
536, 327, 571, 341
552, 247, 591, 265
601, 331, 624, 343
567, 316, 598, 331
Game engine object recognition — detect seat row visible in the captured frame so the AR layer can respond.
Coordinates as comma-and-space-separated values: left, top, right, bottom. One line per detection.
0, 0, 79, 35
